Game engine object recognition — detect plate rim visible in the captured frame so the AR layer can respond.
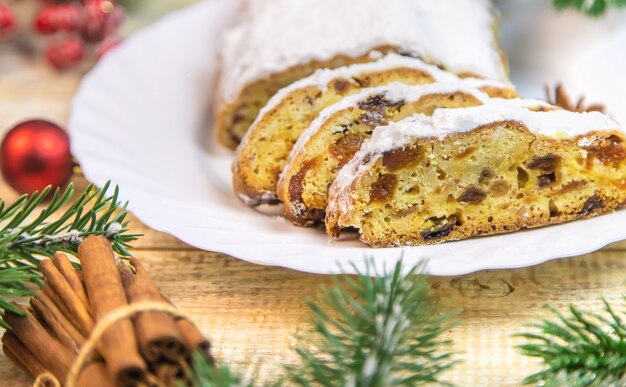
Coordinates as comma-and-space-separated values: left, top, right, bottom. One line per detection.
69, 0, 626, 277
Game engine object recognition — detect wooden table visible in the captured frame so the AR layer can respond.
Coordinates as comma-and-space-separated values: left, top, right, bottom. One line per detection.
1, 47, 626, 387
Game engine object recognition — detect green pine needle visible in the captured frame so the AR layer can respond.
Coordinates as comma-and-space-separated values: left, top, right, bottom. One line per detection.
0, 182, 140, 321
286, 259, 458, 387
552, 0, 626, 16
517, 298, 626, 386
188, 352, 254, 387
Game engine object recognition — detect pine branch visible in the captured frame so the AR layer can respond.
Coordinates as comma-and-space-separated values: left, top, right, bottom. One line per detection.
517, 298, 626, 386
0, 182, 139, 321
552, 0, 626, 16
189, 352, 254, 387
286, 259, 458, 387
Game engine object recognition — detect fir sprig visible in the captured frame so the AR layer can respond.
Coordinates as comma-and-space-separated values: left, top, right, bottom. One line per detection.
517, 298, 626, 386
189, 352, 254, 387
0, 182, 139, 322
286, 260, 458, 386
552, 0, 626, 16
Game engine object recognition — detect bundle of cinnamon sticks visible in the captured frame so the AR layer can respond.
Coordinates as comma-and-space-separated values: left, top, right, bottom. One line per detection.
2, 236, 213, 387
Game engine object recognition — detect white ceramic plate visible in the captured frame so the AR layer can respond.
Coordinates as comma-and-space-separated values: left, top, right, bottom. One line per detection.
69, 0, 626, 276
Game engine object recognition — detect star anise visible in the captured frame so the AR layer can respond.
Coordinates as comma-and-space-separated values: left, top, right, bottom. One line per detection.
545, 83, 606, 113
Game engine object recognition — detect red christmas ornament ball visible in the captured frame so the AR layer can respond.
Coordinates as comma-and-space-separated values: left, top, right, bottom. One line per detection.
1, 120, 73, 194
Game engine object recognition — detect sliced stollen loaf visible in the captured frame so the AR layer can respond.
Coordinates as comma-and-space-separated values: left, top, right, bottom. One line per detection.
216, 0, 510, 149
232, 55, 516, 206
325, 99, 626, 247
276, 80, 514, 226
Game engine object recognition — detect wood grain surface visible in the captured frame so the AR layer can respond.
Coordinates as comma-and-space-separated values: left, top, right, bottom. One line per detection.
1, 33, 626, 387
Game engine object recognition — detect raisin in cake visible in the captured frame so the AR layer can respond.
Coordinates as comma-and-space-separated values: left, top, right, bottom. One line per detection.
216, 0, 510, 149
277, 80, 514, 226
326, 99, 626, 247
233, 55, 516, 206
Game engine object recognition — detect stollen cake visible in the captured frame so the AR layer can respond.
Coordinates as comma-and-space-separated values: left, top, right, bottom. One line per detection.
216, 0, 510, 149
325, 99, 626, 247
232, 55, 516, 207
277, 80, 514, 226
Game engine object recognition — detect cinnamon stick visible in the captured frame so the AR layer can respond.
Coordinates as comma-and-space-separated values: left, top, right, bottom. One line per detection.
2, 332, 47, 377
43, 280, 87, 337
31, 294, 81, 354
78, 236, 147, 386
154, 362, 185, 387
40, 260, 94, 336
175, 319, 213, 360
146, 372, 162, 387
161, 295, 212, 360
3, 307, 74, 381
76, 361, 115, 387
120, 258, 186, 362
51, 253, 90, 309
34, 291, 108, 365
32, 291, 87, 349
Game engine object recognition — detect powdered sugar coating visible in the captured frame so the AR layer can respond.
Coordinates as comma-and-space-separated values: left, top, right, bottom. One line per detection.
368, 99, 621, 152
218, 0, 508, 104
328, 98, 623, 217
253, 54, 468, 123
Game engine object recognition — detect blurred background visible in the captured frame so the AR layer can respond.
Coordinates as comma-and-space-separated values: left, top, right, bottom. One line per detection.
0, 0, 198, 121
0, 0, 198, 199
498, 0, 626, 125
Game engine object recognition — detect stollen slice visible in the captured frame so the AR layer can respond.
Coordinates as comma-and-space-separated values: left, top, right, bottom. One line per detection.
325, 99, 626, 247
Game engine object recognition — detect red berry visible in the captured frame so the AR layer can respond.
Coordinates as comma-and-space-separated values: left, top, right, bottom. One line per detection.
80, 0, 125, 43
35, 4, 82, 35
95, 36, 122, 59
0, 4, 16, 39
44, 38, 85, 70
35, 5, 58, 35
55, 4, 82, 32
0, 120, 73, 194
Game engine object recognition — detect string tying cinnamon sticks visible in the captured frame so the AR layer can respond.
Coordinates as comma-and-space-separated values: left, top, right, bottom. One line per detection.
1, 236, 213, 387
